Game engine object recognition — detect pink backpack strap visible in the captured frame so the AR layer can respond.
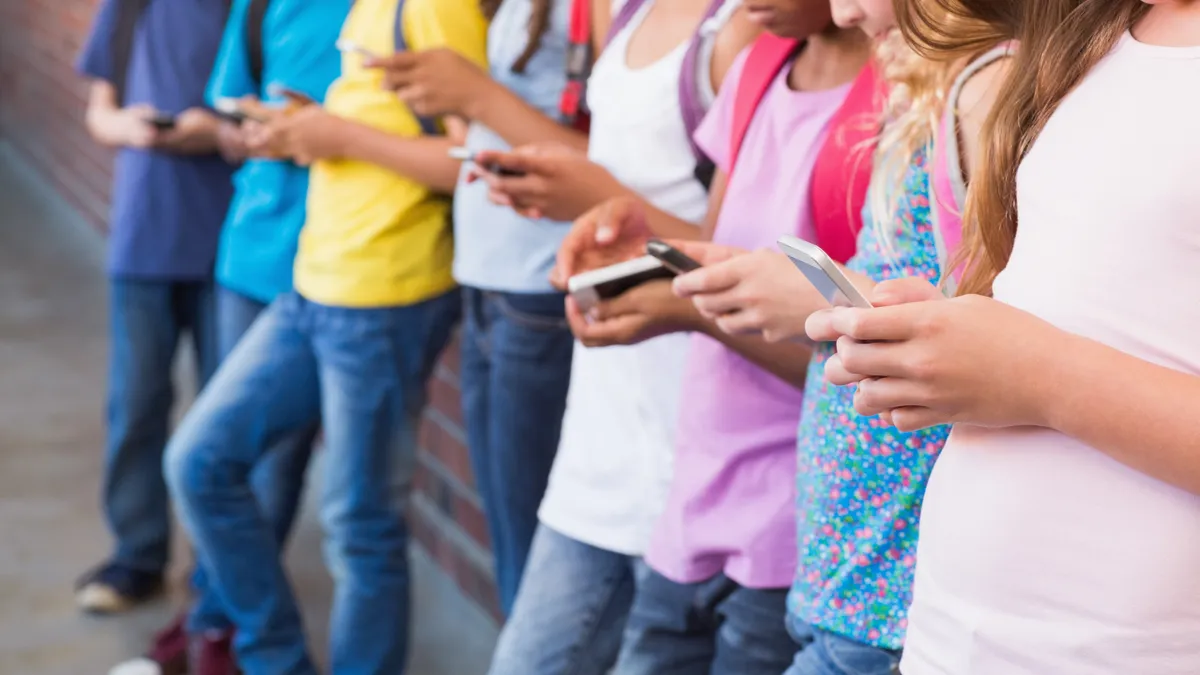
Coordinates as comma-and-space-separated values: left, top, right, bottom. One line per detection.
932, 42, 1015, 286
809, 62, 885, 264
727, 34, 800, 181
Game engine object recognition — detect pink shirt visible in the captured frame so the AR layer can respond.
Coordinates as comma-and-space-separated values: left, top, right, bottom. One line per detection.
645, 49, 852, 589
903, 33, 1200, 674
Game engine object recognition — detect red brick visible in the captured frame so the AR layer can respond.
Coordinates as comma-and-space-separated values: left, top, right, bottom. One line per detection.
428, 372, 463, 429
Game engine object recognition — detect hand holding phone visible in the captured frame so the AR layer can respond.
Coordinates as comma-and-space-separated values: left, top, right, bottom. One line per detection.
336, 39, 381, 60
449, 147, 527, 177
147, 111, 176, 131
214, 97, 266, 125
266, 83, 316, 108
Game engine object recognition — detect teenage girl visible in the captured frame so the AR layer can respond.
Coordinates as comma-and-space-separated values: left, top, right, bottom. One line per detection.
473, 1, 757, 673
666, 0, 1011, 671
371, 0, 584, 618
808, 1, 1200, 672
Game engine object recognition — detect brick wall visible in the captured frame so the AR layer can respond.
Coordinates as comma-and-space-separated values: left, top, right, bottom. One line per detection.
0, 0, 500, 622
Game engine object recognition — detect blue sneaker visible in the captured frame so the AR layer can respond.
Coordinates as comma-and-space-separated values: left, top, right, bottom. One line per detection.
75, 561, 164, 614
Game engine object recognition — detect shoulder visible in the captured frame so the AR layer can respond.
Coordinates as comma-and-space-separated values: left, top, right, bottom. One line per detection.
955, 55, 1013, 132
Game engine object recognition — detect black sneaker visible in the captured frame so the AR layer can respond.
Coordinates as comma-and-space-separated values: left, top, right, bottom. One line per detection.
75, 561, 164, 614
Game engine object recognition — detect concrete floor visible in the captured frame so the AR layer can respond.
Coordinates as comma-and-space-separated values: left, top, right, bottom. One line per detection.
0, 144, 498, 674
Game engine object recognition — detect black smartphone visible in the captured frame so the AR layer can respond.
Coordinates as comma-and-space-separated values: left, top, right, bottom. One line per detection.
148, 112, 176, 130
646, 238, 702, 275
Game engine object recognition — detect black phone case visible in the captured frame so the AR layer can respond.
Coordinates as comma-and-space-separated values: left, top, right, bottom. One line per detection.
593, 266, 675, 300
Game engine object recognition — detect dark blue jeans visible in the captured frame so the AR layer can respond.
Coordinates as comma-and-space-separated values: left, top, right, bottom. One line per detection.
105, 279, 218, 573
164, 290, 459, 675
612, 568, 795, 675
186, 286, 318, 633
784, 615, 902, 675
460, 288, 572, 615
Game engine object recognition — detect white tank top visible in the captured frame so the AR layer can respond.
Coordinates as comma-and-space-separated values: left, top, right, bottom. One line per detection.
538, 0, 734, 555
903, 33, 1200, 675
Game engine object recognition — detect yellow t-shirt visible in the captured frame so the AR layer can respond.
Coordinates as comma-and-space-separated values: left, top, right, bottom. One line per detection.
294, 0, 488, 308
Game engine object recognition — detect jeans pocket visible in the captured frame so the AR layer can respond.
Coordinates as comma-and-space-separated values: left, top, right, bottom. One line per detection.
489, 292, 569, 332
819, 631, 902, 675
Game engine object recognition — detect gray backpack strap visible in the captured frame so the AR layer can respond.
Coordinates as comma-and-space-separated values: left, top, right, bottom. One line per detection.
393, 0, 441, 135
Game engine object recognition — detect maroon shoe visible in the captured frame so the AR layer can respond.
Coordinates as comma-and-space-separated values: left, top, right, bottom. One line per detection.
190, 629, 239, 675
107, 613, 188, 675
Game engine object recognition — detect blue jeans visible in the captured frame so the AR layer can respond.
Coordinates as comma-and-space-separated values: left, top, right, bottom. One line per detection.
460, 288, 573, 615
488, 524, 637, 675
186, 286, 319, 633
784, 615, 902, 675
613, 568, 794, 675
105, 279, 218, 573
165, 290, 459, 675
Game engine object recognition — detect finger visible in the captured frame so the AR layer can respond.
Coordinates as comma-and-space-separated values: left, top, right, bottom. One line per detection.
672, 261, 743, 298
714, 310, 769, 336
576, 314, 643, 348
595, 198, 643, 244
394, 85, 427, 106
870, 277, 944, 307
691, 291, 752, 320
363, 51, 417, 70
835, 336, 912, 379
852, 376, 929, 417
806, 308, 843, 342
822, 354, 869, 387
669, 240, 743, 266
474, 150, 546, 176
826, 305, 920, 342
590, 289, 643, 322
564, 295, 591, 338
889, 406, 947, 433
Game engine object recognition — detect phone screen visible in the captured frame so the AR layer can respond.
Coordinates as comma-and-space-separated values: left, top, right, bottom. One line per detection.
646, 239, 702, 274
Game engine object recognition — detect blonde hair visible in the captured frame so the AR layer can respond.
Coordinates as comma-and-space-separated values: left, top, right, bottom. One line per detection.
896, 0, 1147, 295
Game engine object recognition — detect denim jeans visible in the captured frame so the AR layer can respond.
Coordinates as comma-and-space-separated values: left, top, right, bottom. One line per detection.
186, 286, 319, 633
488, 524, 637, 675
105, 279, 218, 573
460, 288, 573, 615
784, 615, 902, 675
612, 568, 794, 675
165, 290, 459, 675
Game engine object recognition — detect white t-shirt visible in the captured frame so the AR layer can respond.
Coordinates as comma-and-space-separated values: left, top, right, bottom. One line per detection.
903, 32, 1200, 675
536, 0, 726, 555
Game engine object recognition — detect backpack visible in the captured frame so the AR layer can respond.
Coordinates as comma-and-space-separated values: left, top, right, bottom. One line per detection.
111, 0, 233, 104
728, 34, 882, 264
559, 0, 726, 186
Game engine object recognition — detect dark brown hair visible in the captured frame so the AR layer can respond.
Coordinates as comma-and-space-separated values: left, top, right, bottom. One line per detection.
897, 0, 1148, 295
481, 0, 554, 74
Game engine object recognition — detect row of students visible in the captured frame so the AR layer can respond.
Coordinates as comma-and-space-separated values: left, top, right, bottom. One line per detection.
77, 0, 1200, 674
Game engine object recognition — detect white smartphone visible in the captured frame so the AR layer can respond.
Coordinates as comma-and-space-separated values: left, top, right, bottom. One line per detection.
337, 40, 379, 59
213, 97, 265, 124
448, 147, 475, 162
567, 256, 675, 313
776, 235, 873, 308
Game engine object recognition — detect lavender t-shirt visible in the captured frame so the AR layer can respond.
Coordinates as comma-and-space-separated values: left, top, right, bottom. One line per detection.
645, 50, 853, 589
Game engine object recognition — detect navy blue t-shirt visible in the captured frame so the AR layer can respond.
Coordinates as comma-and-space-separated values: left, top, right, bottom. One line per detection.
77, 0, 236, 280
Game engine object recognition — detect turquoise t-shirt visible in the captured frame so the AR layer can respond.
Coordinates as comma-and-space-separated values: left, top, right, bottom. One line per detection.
788, 147, 952, 650
205, 0, 350, 303
451, 0, 573, 292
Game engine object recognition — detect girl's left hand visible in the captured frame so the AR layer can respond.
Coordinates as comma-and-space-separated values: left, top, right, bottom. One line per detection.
566, 280, 702, 348
472, 145, 627, 222
369, 49, 489, 118
806, 278, 1067, 432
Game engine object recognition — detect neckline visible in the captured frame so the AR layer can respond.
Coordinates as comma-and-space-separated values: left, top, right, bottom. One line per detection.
1122, 29, 1200, 59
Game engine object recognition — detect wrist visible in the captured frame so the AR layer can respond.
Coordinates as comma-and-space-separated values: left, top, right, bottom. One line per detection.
1024, 327, 1086, 430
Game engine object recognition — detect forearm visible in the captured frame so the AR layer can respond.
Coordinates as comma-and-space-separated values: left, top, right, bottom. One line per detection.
641, 200, 708, 241
467, 84, 588, 152
700, 322, 812, 389
339, 122, 461, 194
1043, 334, 1200, 495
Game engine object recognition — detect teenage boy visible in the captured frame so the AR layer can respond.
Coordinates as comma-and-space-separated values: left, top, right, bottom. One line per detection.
75, 0, 234, 614
161, 0, 487, 672
105, 0, 350, 672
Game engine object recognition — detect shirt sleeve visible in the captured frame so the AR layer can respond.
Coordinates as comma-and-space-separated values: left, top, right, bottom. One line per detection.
693, 46, 750, 175
76, 0, 124, 83
405, 0, 488, 69
205, 0, 258, 106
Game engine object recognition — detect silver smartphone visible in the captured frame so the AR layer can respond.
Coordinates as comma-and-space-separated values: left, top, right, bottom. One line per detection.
336, 40, 380, 60
776, 235, 872, 308
567, 256, 675, 313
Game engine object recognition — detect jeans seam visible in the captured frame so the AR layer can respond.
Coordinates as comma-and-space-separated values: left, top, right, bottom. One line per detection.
560, 562, 630, 674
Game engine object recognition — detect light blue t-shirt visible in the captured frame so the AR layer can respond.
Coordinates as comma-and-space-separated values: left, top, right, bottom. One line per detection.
452, 0, 572, 293
206, 0, 350, 303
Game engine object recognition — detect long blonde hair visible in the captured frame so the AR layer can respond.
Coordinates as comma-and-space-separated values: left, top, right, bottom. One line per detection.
897, 0, 1148, 295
